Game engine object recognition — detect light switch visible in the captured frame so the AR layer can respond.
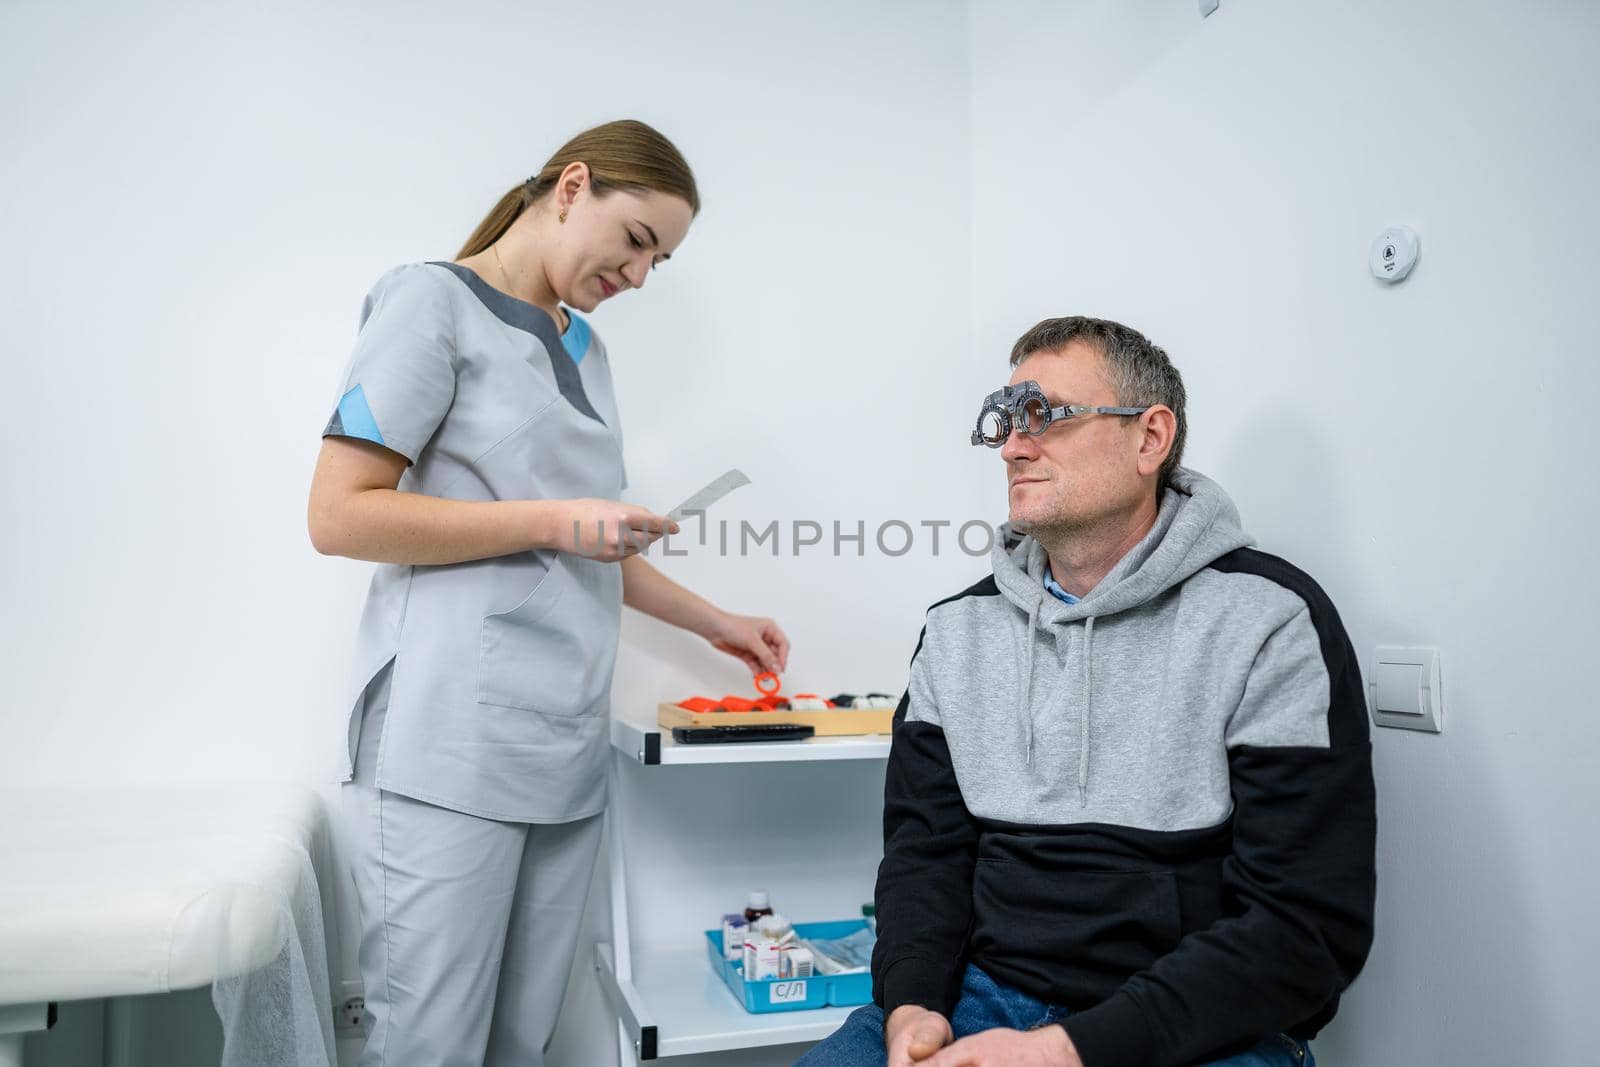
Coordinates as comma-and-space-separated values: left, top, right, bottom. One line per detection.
1370, 647, 1442, 733
1373, 662, 1422, 716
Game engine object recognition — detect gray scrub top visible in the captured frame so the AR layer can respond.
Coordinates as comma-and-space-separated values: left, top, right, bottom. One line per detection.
323, 260, 628, 822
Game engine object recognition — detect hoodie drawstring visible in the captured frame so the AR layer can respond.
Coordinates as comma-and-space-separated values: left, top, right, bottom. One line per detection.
1024, 599, 1096, 803
1079, 614, 1095, 803
1023, 597, 1041, 767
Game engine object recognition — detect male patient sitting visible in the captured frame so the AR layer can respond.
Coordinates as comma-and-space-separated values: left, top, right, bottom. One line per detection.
798, 318, 1375, 1067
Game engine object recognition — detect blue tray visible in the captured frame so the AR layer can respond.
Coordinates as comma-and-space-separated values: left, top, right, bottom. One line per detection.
704, 919, 875, 1014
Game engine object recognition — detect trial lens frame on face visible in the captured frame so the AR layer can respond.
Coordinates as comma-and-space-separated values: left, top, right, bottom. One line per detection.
971, 380, 1150, 447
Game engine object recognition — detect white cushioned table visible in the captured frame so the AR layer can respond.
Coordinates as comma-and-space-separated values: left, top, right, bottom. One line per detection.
0, 783, 336, 1067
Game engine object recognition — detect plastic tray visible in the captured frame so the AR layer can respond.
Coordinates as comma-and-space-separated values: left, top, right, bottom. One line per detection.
704, 919, 875, 1014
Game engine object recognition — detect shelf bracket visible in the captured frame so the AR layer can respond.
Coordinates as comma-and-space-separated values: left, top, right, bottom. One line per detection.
596, 943, 658, 1061
610, 716, 662, 765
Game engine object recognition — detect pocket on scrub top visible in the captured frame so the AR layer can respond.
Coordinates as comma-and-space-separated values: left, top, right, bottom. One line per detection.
477, 558, 608, 716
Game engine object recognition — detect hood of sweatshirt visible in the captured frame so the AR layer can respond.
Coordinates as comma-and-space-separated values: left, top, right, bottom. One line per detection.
988, 467, 1256, 795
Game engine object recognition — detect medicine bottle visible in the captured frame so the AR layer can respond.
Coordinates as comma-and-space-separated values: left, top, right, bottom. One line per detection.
744, 890, 774, 924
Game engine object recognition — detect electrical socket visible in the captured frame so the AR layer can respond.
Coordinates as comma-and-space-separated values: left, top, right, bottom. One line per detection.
336, 995, 366, 1032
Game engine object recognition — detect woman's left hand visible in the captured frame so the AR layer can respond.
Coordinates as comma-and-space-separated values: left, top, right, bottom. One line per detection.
706, 611, 790, 676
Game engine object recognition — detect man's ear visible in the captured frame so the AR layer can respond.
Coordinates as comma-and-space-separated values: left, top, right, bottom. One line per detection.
1136, 405, 1176, 478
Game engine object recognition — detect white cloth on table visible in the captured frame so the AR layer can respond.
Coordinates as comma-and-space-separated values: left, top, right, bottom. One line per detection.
0, 783, 336, 1066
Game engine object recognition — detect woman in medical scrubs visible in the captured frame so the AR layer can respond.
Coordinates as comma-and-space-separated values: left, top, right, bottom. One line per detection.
307, 120, 787, 1066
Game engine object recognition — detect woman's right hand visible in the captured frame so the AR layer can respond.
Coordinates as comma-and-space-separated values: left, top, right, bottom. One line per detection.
555, 499, 680, 562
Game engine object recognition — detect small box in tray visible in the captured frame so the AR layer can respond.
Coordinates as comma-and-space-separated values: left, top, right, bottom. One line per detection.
704, 920, 874, 1014
662, 703, 893, 737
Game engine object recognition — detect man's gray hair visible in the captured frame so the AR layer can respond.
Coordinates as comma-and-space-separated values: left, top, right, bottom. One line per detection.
1008, 316, 1188, 490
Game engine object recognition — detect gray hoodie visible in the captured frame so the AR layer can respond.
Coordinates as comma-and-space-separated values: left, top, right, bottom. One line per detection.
872, 467, 1376, 1066
995, 466, 1255, 795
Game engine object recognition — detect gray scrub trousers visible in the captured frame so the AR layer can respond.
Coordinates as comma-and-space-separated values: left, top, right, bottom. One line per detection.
324, 261, 630, 1065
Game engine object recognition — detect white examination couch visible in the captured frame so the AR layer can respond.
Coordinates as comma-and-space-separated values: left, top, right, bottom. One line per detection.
0, 784, 337, 1067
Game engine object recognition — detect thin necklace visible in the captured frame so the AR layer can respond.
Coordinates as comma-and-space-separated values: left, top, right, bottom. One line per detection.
492, 242, 565, 332
491, 243, 518, 297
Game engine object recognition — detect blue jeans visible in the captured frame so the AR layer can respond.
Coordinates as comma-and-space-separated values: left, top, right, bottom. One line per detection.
794, 965, 1313, 1067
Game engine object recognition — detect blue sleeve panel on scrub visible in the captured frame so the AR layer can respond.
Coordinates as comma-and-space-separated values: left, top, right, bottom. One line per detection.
322, 265, 457, 465
323, 261, 631, 825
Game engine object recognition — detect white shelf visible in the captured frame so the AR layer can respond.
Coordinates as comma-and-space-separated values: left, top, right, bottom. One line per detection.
610, 711, 891, 766
597, 710, 887, 1062
595, 941, 857, 1058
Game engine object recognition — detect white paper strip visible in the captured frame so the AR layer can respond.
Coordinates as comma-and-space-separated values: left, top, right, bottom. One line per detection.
666, 469, 751, 523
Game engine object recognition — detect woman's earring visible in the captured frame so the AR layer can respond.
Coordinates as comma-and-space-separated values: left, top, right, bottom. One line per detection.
559, 209, 568, 224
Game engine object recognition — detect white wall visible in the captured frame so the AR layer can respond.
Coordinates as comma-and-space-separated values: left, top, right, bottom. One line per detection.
0, 0, 976, 798
969, 1, 1598, 1062
6, 1, 1596, 1064
1, 1, 974, 1064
